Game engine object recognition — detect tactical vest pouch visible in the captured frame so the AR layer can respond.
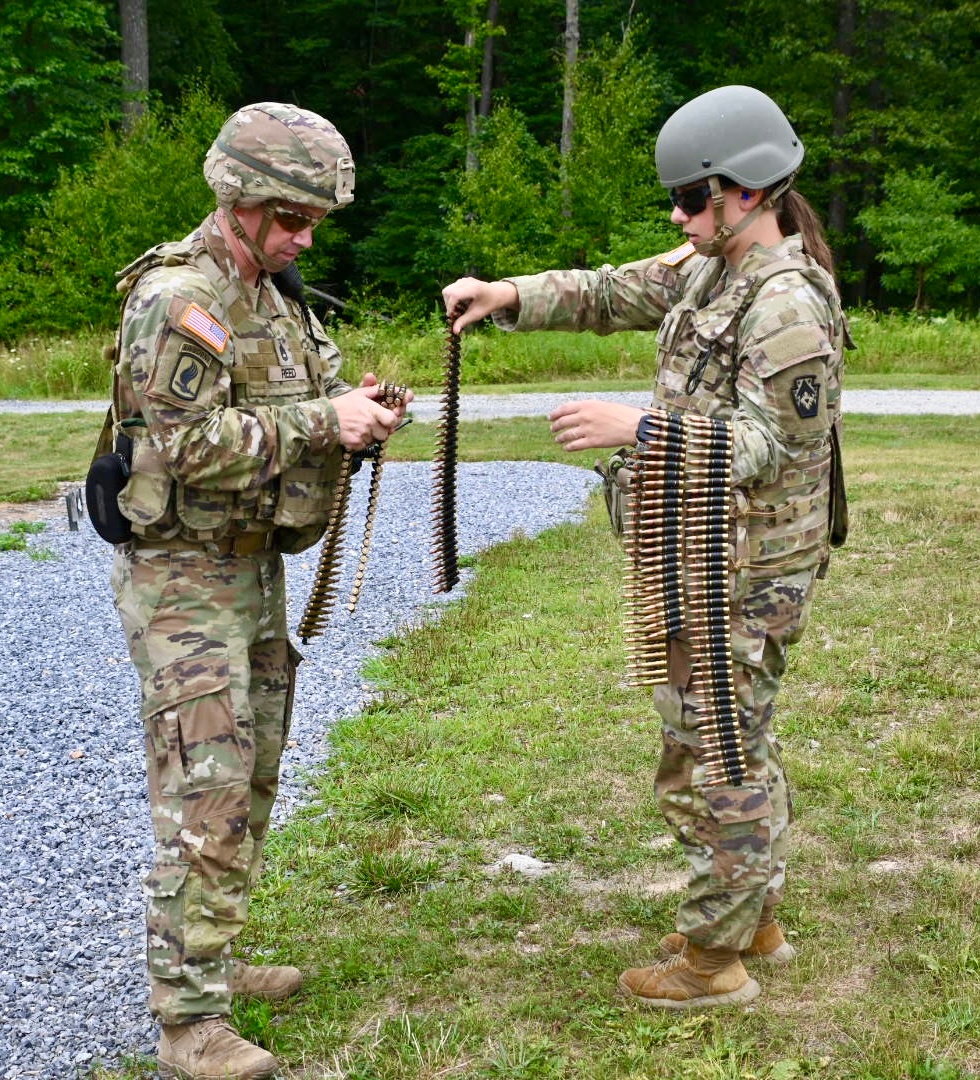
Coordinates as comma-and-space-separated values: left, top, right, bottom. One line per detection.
86, 430, 134, 544
593, 448, 634, 538
829, 422, 848, 547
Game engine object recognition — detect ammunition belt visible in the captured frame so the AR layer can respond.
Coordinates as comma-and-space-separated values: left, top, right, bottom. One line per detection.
430, 306, 462, 593
625, 408, 746, 787
297, 381, 406, 643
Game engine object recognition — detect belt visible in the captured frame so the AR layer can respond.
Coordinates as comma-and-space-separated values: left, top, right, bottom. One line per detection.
130, 531, 276, 556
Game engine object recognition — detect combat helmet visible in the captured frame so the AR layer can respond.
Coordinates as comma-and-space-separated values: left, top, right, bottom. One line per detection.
204, 102, 355, 270
655, 85, 803, 257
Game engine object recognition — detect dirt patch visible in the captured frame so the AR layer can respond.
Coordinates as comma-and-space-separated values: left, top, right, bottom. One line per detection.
0, 483, 83, 528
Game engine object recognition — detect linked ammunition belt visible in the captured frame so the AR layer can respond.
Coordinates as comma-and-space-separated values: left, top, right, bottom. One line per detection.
625, 409, 745, 787
430, 306, 462, 593
297, 381, 407, 643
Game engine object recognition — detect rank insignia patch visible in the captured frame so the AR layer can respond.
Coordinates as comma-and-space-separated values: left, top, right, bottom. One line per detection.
658, 241, 697, 267
170, 344, 208, 402
792, 375, 821, 418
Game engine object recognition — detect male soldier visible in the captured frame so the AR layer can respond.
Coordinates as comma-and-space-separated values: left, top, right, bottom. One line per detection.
443, 85, 848, 1009
107, 103, 411, 1078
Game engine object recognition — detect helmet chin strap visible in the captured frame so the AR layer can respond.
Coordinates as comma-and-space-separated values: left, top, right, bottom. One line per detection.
693, 174, 795, 258
222, 204, 285, 273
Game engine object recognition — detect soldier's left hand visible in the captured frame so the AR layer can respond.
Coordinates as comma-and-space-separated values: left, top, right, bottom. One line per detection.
548, 400, 645, 452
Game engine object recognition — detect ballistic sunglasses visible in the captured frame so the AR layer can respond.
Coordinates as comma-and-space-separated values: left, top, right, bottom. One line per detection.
668, 182, 714, 217
272, 204, 327, 233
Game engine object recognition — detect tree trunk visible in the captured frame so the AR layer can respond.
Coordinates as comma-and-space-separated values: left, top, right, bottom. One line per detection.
465, 1, 500, 173
465, 26, 478, 172
119, 0, 149, 131
560, 0, 579, 222
827, 0, 855, 270
479, 0, 499, 120
560, 0, 579, 160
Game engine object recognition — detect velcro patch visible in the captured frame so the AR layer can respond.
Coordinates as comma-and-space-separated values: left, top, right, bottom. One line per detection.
657, 242, 697, 267
792, 375, 821, 419
178, 302, 229, 354
169, 344, 209, 402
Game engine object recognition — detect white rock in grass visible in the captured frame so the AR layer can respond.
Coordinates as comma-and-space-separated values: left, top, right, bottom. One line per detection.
490, 853, 554, 877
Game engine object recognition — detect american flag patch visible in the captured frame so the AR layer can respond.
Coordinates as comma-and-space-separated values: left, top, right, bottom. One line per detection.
178, 303, 229, 354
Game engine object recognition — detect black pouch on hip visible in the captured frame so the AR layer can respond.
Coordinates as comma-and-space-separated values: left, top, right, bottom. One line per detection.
86, 430, 134, 544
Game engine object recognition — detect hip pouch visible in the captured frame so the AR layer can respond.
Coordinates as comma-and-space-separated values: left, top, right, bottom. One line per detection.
86, 418, 136, 544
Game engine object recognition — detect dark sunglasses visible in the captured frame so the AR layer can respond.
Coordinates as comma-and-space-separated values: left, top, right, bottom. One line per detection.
668, 182, 713, 217
272, 205, 326, 233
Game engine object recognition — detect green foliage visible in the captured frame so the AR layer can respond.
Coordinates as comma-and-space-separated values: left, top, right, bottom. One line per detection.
562, 24, 668, 266
0, 521, 45, 552
444, 105, 563, 278
857, 167, 980, 311
0, 89, 228, 343
145, 0, 240, 103
0, 0, 122, 243
353, 133, 464, 300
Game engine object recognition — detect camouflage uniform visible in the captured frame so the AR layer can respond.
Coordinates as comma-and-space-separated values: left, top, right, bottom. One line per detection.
109, 214, 350, 1024
496, 235, 847, 950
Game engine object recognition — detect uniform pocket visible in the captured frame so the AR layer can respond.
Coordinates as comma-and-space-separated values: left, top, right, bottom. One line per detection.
142, 860, 190, 978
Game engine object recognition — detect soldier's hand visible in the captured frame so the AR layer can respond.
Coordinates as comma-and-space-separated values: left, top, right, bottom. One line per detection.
332, 385, 402, 451
442, 278, 519, 335
549, 400, 646, 452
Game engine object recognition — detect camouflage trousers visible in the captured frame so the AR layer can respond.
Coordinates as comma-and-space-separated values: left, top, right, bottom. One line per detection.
652, 568, 818, 951
111, 545, 299, 1024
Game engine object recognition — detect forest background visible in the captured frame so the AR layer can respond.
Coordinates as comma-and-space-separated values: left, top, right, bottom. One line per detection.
3, 0, 980, 352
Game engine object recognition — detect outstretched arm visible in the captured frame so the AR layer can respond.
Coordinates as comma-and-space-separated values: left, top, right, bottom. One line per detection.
442, 277, 520, 334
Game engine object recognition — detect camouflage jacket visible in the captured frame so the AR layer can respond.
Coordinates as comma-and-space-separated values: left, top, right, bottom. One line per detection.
112, 213, 350, 551
497, 235, 848, 577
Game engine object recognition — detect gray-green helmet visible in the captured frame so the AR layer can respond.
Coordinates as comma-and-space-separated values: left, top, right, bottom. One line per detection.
655, 85, 803, 190
204, 101, 355, 212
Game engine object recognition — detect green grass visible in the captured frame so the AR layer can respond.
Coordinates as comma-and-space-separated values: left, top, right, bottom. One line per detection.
80, 412, 980, 1080
2, 308, 980, 400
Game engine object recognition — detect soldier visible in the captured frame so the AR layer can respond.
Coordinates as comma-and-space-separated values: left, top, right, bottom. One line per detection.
442, 85, 848, 1009
106, 103, 412, 1078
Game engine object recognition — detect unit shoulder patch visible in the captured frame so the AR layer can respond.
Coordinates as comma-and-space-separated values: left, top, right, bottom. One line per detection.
657, 242, 697, 267
177, 301, 229, 354
169, 342, 210, 402
791, 374, 821, 419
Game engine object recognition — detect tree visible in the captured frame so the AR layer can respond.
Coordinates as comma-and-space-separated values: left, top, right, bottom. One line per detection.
0, 90, 229, 342
119, 0, 149, 129
857, 167, 980, 311
443, 104, 561, 279
561, 24, 666, 267
0, 0, 121, 248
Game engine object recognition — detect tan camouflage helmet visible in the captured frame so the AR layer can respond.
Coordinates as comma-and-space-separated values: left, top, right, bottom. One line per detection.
203, 102, 355, 213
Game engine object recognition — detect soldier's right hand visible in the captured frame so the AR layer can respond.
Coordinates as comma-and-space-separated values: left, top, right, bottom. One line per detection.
330, 385, 401, 451
442, 278, 519, 335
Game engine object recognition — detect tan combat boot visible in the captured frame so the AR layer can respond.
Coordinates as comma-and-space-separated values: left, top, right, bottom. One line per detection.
659, 921, 797, 965
230, 960, 303, 1001
618, 942, 760, 1009
157, 1018, 279, 1080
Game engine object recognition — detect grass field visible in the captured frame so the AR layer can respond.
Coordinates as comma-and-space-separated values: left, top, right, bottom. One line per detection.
2, 407, 972, 1079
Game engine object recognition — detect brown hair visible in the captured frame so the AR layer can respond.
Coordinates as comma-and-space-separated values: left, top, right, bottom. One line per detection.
778, 189, 834, 276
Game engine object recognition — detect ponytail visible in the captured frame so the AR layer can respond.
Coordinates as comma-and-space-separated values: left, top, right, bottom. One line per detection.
778, 190, 834, 276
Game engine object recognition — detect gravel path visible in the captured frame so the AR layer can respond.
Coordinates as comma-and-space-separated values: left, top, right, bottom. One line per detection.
0, 388, 976, 1079
3, 387, 980, 419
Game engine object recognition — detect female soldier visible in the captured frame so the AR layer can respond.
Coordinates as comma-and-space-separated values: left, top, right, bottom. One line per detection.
442, 85, 848, 1009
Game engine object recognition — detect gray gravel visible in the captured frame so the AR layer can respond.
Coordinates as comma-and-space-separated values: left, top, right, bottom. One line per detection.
3, 388, 980, 419
0, 387, 976, 1080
